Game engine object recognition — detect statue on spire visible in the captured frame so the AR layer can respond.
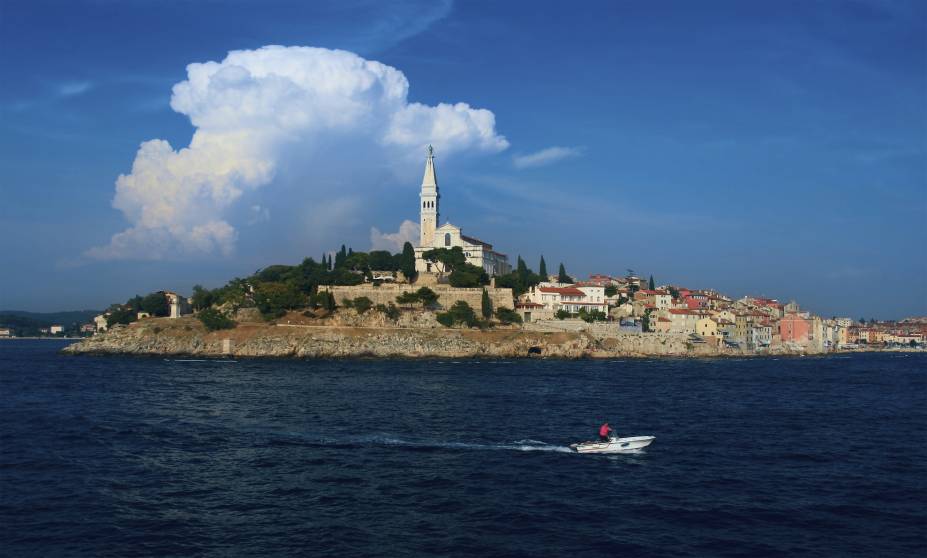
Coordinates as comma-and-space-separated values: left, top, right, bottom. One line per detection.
427, 144, 434, 157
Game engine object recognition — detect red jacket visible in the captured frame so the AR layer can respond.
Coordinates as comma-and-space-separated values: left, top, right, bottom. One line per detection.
599, 423, 612, 437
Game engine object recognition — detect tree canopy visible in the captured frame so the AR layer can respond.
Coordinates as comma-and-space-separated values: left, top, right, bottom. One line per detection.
421, 247, 466, 273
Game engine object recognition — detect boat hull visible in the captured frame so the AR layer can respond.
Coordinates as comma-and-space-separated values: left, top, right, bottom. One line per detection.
570, 435, 655, 454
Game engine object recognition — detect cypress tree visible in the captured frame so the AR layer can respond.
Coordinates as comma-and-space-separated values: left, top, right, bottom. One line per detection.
335, 245, 347, 268
539, 255, 547, 278
517, 256, 529, 284
481, 289, 493, 319
649, 275, 655, 290
400, 241, 417, 281
557, 263, 572, 284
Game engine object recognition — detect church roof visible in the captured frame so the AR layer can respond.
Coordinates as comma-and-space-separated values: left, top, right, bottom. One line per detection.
461, 234, 493, 250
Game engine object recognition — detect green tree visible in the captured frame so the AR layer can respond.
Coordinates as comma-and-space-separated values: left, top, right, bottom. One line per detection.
106, 305, 137, 327
197, 308, 236, 331
449, 263, 489, 288
604, 285, 618, 298
494, 307, 522, 325
539, 255, 547, 278
555, 309, 569, 320
649, 275, 655, 290
191, 285, 215, 311
353, 296, 373, 314
642, 308, 654, 332
378, 303, 401, 321
254, 282, 306, 319
335, 245, 347, 268
401, 242, 417, 281
436, 301, 478, 328
667, 286, 680, 300
140, 292, 170, 317
396, 291, 419, 308
368, 250, 396, 271
415, 287, 439, 308
344, 251, 369, 273
517, 256, 529, 285
321, 291, 336, 312
481, 289, 493, 319
421, 247, 466, 273
557, 263, 573, 284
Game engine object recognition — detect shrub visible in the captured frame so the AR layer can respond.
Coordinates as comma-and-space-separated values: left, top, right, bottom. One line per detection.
396, 291, 419, 308
436, 301, 478, 328
384, 303, 401, 321
495, 307, 522, 325
198, 308, 236, 331
353, 296, 373, 314
341, 298, 354, 308
555, 309, 569, 320
415, 287, 439, 308
254, 282, 307, 319
152, 326, 162, 334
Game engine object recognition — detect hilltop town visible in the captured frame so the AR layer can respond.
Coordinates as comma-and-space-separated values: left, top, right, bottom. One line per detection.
60, 147, 925, 358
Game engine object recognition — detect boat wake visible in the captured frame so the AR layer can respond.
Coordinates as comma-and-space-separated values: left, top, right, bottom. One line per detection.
265, 431, 573, 453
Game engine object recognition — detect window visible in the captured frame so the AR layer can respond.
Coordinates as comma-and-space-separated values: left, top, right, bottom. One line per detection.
444, 233, 451, 246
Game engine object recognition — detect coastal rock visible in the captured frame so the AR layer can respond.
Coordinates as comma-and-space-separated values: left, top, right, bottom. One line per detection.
62, 312, 818, 359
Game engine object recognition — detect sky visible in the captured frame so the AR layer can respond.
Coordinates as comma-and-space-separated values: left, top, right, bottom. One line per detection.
1, 0, 924, 318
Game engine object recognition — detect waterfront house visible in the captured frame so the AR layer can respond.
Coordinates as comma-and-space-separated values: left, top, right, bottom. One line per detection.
780, 312, 811, 344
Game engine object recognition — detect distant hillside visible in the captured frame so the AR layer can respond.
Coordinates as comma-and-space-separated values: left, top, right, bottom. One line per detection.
0, 310, 101, 327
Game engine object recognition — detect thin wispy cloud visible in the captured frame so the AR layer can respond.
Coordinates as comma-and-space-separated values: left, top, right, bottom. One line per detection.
57, 81, 93, 97
512, 146, 583, 169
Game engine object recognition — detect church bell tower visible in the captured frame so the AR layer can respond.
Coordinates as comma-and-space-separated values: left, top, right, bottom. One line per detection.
419, 145, 439, 247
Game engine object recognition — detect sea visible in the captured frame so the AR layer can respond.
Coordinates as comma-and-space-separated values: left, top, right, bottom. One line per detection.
1, 340, 924, 557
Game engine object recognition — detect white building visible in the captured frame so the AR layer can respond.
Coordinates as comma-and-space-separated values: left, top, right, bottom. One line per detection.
522, 284, 608, 315
413, 146, 510, 276
49, 325, 64, 334
163, 291, 192, 318
94, 314, 108, 332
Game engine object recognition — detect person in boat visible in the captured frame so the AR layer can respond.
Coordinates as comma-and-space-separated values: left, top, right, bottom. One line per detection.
599, 421, 613, 442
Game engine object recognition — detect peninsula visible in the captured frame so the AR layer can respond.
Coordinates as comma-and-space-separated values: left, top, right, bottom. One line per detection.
61, 148, 926, 359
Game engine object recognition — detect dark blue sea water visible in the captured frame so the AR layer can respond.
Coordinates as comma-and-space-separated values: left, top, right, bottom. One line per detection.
1, 340, 924, 557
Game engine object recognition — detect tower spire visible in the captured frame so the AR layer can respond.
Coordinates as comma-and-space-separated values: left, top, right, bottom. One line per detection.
422, 144, 437, 188
419, 145, 439, 247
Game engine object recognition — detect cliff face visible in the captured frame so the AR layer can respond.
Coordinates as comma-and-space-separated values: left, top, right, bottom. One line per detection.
62, 312, 732, 359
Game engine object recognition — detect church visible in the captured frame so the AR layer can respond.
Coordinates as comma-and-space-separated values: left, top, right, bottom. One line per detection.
414, 146, 511, 276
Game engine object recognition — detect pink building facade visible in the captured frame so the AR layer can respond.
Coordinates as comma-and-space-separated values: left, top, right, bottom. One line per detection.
780, 313, 811, 343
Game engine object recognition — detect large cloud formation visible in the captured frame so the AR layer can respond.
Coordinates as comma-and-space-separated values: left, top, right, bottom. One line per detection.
87, 45, 508, 260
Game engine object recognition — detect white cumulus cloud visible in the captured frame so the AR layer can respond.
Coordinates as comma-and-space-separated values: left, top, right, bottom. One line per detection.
87, 45, 508, 261
370, 219, 420, 252
513, 146, 583, 169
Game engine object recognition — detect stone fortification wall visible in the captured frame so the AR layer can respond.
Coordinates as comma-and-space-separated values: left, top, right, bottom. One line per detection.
321, 284, 514, 312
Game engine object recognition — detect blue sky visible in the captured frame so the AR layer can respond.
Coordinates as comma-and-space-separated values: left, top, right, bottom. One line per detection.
1, 0, 924, 318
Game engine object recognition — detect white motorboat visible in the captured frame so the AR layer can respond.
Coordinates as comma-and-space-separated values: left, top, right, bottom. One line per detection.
570, 435, 655, 454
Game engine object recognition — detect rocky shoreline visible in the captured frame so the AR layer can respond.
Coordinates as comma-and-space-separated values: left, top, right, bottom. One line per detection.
58, 311, 884, 360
